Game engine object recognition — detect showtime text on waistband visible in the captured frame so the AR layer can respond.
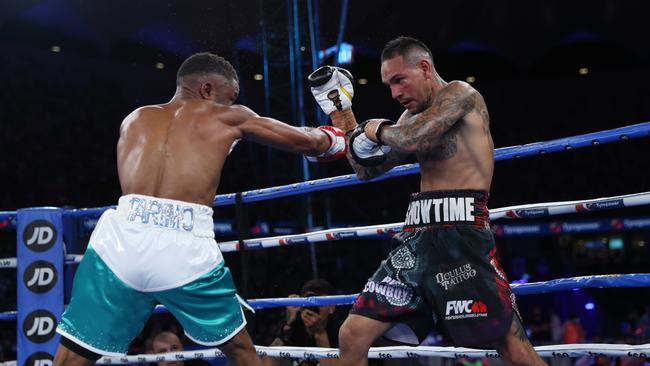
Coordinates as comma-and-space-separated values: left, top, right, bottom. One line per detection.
404, 197, 475, 226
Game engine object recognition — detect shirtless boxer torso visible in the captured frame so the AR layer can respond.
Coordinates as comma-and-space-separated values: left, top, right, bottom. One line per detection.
53, 52, 346, 366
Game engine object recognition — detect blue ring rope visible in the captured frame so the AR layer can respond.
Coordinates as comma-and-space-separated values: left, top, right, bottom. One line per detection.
212, 121, 650, 206
0, 121, 648, 223
1, 273, 646, 320
242, 273, 650, 310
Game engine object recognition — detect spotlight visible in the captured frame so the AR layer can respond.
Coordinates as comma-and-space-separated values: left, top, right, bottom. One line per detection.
466, 76, 476, 83
358, 78, 368, 85
579, 67, 589, 75
51, 46, 61, 53
585, 302, 595, 310
254, 74, 264, 81
155, 62, 165, 70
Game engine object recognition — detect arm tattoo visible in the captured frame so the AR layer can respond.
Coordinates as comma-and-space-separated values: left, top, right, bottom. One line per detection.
512, 315, 532, 344
419, 124, 459, 161
381, 84, 475, 157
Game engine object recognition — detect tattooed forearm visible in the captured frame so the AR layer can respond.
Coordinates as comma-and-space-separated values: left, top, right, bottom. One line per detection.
380, 83, 475, 154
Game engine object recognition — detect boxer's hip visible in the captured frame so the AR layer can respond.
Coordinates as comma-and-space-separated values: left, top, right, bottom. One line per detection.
89, 194, 222, 292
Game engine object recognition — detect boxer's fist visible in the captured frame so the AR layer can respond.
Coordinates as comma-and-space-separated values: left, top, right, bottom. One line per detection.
349, 120, 393, 166
305, 126, 347, 162
308, 66, 354, 115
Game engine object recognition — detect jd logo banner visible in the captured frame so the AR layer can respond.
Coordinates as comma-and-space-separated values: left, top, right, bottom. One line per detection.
23, 310, 57, 343
23, 261, 58, 293
23, 220, 57, 252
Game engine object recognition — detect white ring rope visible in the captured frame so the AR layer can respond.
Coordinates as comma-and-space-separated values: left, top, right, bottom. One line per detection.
217, 190, 650, 252
1, 191, 649, 268
91, 343, 650, 364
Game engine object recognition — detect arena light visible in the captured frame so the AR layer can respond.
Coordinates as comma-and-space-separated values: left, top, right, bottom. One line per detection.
585, 302, 595, 310
155, 62, 165, 70
579, 67, 589, 75
51, 45, 61, 53
358, 78, 368, 85
466, 76, 476, 83
318, 42, 354, 65
254, 74, 264, 81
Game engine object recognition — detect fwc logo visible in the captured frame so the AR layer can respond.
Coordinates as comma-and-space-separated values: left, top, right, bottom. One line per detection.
24, 352, 54, 366
445, 300, 488, 320
23, 261, 58, 293
23, 220, 57, 252
23, 309, 57, 343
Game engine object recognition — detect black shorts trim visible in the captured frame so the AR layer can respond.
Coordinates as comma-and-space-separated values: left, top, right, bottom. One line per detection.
60, 334, 102, 361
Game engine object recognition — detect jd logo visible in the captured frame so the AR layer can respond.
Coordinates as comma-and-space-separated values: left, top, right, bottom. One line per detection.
23, 310, 57, 343
24, 261, 58, 293
24, 352, 53, 366
23, 220, 57, 252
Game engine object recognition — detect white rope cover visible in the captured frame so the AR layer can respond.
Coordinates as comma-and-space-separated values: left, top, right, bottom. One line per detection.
93, 343, 650, 364
1, 191, 650, 267
217, 191, 650, 252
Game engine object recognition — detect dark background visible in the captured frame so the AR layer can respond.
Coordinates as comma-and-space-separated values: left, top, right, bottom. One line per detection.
1, 0, 650, 362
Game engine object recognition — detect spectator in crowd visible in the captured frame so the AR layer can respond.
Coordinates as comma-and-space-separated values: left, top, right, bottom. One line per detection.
528, 305, 552, 344
263, 279, 340, 366
561, 313, 586, 344
640, 306, 650, 342
149, 331, 211, 366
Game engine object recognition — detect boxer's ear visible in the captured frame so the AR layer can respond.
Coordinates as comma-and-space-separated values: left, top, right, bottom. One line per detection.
417, 58, 433, 78
199, 82, 213, 100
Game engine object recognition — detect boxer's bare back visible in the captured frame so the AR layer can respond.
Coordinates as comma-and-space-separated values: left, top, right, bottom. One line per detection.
118, 74, 332, 207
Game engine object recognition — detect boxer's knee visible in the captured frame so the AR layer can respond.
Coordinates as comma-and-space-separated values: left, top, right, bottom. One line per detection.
338, 315, 389, 358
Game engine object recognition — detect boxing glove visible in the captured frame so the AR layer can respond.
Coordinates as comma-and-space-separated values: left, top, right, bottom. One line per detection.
305, 125, 347, 162
308, 65, 354, 115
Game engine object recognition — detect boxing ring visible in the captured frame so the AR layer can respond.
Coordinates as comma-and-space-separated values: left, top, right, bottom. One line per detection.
1, 121, 650, 365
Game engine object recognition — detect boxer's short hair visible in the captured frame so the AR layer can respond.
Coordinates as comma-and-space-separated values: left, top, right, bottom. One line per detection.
381, 36, 434, 66
177, 52, 239, 84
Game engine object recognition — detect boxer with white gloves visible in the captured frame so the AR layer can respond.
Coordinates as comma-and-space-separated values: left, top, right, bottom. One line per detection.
308, 37, 546, 366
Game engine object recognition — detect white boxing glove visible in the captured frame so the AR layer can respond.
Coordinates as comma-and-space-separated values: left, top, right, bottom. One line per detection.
349, 120, 394, 166
307, 65, 354, 115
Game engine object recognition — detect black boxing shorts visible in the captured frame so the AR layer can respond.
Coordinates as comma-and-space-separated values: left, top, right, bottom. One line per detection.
351, 190, 521, 347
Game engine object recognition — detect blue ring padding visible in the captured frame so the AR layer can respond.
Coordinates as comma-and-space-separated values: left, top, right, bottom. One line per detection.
0, 122, 648, 224
1, 273, 648, 320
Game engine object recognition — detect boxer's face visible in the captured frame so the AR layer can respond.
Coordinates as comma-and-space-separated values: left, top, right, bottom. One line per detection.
381, 55, 429, 114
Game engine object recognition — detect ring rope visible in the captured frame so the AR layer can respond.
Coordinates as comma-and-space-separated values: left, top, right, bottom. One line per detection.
1, 273, 648, 321
217, 191, 650, 252
90, 343, 650, 364
0, 121, 647, 224
209, 121, 650, 206
4, 343, 649, 366
1, 191, 648, 268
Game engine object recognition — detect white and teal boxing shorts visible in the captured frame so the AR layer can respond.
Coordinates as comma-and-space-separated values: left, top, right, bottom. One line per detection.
57, 194, 249, 357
